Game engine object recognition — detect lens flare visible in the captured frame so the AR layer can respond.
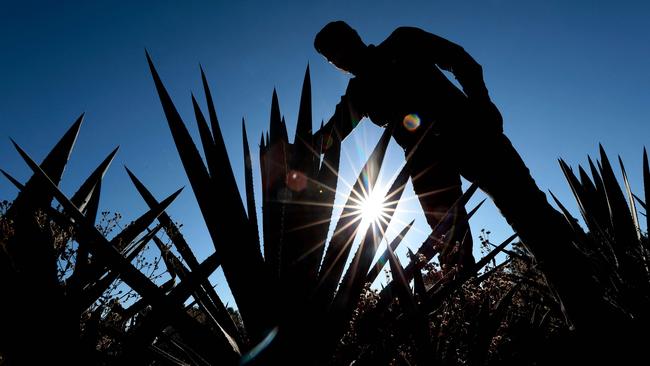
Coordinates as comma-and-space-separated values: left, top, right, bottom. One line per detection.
402, 113, 420, 132
286, 169, 307, 192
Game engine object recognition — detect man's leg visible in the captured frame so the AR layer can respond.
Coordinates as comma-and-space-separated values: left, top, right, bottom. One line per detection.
407, 143, 475, 271
456, 130, 624, 337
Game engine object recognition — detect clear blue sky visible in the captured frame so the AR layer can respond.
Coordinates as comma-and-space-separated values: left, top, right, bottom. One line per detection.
2, 1, 649, 306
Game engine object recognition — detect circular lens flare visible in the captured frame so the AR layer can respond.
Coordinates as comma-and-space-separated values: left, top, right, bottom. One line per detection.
403, 113, 420, 132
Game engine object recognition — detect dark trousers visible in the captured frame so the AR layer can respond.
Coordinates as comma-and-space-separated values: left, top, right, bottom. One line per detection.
406, 126, 564, 271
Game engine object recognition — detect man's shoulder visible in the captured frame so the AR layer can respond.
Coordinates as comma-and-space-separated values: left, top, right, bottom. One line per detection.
380, 26, 429, 50
385, 26, 427, 40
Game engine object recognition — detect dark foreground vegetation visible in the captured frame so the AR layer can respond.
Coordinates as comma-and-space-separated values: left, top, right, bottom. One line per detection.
1, 54, 649, 365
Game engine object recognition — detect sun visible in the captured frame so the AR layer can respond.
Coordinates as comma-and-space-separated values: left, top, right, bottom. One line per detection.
356, 189, 388, 226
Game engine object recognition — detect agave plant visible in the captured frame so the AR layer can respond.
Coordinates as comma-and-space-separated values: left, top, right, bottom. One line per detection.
0, 115, 242, 364
140, 51, 522, 365
549, 146, 650, 361
0, 51, 520, 365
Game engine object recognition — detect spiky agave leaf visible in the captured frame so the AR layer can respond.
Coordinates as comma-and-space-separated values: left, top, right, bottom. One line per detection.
0, 169, 24, 190
366, 220, 415, 286
409, 248, 427, 298
643, 147, 650, 242
70, 147, 118, 214
619, 156, 642, 241
588, 156, 613, 233
242, 119, 260, 240
8, 114, 83, 217
598, 145, 638, 249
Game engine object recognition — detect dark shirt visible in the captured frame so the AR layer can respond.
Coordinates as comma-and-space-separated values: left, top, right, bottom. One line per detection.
342, 27, 502, 150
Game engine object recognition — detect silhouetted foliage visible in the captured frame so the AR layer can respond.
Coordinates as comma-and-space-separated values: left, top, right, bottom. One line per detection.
1, 51, 649, 365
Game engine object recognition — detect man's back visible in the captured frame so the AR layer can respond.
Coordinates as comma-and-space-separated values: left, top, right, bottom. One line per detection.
346, 27, 479, 150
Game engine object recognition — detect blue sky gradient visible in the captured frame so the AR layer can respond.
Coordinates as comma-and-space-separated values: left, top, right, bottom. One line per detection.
2, 0, 649, 307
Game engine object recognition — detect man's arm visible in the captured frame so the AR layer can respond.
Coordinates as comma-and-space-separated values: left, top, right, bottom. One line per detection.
313, 81, 363, 148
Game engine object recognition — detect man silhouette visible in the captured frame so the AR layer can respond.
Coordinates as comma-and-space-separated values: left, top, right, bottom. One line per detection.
313, 21, 558, 270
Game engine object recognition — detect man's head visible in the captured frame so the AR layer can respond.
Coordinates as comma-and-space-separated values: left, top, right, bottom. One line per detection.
314, 21, 366, 74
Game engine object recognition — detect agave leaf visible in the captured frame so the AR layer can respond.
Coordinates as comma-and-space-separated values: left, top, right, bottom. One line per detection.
191, 94, 220, 178
633, 193, 646, 211
387, 242, 417, 312
643, 147, 650, 239
577, 163, 612, 233
268, 89, 284, 146
72, 178, 103, 280
145, 52, 221, 246
281, 116, 289, 144
429, 183, 479, 239
578, 165, 597, 193
150, 233, 179, 280
549, 190, 584, 235
305, 116, 343, 275
558, 159, 592, 227
293, 65, 314, 172
409, 248, 427, 298
598, 145, 638, 247
619, 156, 642, 241
199, 66, 222, 154
0, 169, 24, 190
8, 114, 83, 217
475, 258, 512, 284
124, 224, 164, 262
587, 156, 613, 232
70, 147, 118, 214
366, 220, 415, 286
475, 233, 518, 270
109, 187, 183, 251
125, 168, 201, 269
242, 119, 259, 237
